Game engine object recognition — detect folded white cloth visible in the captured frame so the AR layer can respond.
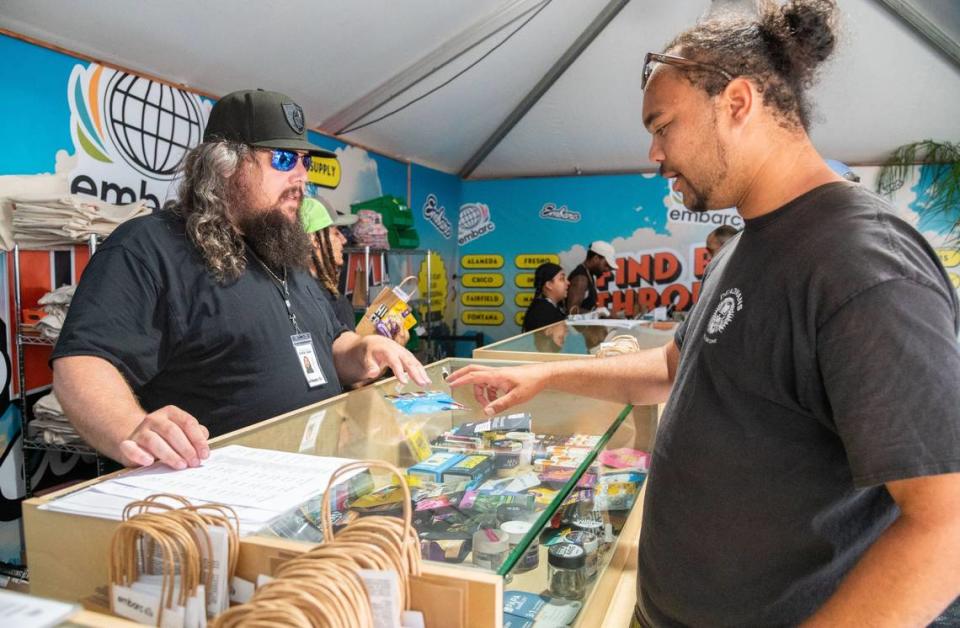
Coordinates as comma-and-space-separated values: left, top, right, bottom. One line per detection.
11, 195, 151, 248
30, 392, 83, 445
33, 391, 64, 417
38, 284, 76, 306
33, 285, 75, 340
37, 314, 63, 339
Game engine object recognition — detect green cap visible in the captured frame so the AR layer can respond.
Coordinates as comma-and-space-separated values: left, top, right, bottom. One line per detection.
204, 89, 336, 158
301, 197, 333, 233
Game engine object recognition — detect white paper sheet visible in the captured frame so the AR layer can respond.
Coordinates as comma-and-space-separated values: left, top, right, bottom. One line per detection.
40, 446, 359, 536
0, 589, 77, 627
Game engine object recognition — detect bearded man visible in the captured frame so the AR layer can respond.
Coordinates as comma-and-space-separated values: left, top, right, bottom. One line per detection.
52, 89, 429, 471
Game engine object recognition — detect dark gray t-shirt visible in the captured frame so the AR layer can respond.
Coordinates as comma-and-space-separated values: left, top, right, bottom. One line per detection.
638, 182, 960, 626
53, 210, 347, 438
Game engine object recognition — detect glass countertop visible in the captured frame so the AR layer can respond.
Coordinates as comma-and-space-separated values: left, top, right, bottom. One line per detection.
209, 358, 653, 622
477, 320, 678, 359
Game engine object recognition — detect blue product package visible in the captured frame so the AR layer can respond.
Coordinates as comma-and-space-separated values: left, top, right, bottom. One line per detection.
503, 591, 582, 626
502, 613, 534, 628
386, 391, 465, 415
407, 452, 465, 482
503, 591, 547, 619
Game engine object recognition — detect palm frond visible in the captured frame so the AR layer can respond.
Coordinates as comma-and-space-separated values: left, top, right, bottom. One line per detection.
876, 140, 960, 242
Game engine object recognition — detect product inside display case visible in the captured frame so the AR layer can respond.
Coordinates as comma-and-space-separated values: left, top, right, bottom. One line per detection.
475, 320, 678, 362
212, 358, 653, 625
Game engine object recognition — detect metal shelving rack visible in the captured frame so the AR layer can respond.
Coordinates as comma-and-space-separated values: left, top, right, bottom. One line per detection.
12, 236, 105, 495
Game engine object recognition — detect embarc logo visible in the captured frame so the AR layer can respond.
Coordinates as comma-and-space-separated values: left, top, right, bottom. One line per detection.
67, 63, 210, 210
458, 202, 496, 245
704, 288, 743, 344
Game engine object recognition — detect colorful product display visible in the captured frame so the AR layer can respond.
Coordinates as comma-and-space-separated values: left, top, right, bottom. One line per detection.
260, 411, 648, 626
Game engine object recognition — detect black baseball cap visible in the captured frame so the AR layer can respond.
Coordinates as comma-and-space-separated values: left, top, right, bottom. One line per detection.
203, 89, 336, 158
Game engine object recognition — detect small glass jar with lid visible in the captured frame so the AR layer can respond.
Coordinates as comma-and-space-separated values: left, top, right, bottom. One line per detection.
570, 512, 607, 552
500, 520, 539, 573
566, 530, 600, 580
472, 528, 510, 571
548, 542, 587, 600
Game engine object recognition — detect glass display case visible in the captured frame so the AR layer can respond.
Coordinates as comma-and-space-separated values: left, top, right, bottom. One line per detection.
474, 321, 678, 362
209, 358, 653, 625
24, 358, 654, 627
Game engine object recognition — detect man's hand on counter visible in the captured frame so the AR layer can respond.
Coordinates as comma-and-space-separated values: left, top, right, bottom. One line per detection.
119, 405, 210, 469
334, 331, 430, 387
359, 334, 431, 386
446, 363, 548, 415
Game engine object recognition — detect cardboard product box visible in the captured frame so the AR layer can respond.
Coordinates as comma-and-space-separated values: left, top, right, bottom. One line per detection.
441, 453, 494, 486
408, 452, 465, 482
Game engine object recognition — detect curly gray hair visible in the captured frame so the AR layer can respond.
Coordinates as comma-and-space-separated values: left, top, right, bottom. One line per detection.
171, 141, 252, 283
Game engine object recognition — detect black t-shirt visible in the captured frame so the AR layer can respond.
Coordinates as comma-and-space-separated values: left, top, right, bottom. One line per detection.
522, 297, 566, 332
638, 182, 960, 626
52, 210, 348, 438
568, 263, 598, 311
320, 286, 356, 332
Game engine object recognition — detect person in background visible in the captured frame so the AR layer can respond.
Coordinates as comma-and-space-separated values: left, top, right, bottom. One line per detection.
304, 196, 412, 346
51, 89, 429, 471
704, 224, 739, 262
447, 0, 960, 624
522, 262, 569, 332
301, 196, 356, 331
566, 240, 617, 314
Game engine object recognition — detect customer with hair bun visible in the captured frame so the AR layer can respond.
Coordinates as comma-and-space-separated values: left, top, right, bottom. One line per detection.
450, 1, 960, 624
521, 263, 569, 332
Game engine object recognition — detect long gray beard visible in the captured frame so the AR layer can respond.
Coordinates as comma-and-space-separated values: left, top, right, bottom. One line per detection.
239, 209, 312, 273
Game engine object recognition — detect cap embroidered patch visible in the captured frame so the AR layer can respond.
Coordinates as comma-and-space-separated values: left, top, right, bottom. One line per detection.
282, 102, 305, 134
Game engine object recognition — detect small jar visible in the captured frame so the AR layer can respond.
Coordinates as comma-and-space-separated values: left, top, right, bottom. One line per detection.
472, 528, 510, 571
500, 520, 539, 573
491, 439, 523, 477
571, 514, 606, 552
505, 431, 535, 466
548, 543, 587, 600
566, 530, 599, 580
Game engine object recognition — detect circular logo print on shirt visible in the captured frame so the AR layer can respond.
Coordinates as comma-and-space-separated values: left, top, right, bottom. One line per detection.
705, 288, 743, 343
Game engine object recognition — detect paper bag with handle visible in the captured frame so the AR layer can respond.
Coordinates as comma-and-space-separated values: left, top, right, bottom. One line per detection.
356, 276, 418, 338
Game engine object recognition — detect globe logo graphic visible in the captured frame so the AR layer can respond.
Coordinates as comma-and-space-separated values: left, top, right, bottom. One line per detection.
105, 72, 204, 180
459, 203, 488, 231
707, 296, 735, 335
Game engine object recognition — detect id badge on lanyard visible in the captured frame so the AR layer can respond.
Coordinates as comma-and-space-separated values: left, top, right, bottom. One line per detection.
291, 333, 327, 388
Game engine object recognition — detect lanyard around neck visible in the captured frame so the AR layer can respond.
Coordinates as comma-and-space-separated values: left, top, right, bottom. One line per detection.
247, 247, 303, 334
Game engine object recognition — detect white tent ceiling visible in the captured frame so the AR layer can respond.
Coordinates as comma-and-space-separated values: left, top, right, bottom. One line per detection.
2, 0, 959, 179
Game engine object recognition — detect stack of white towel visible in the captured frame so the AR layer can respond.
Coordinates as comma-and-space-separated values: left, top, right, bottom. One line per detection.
11, 195, 150, 248
33, 284, 75, 340
30, 391, 82, 446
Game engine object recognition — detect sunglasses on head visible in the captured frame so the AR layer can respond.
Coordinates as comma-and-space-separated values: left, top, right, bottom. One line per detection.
641, 52, 734, 90
269, 149, 312, 172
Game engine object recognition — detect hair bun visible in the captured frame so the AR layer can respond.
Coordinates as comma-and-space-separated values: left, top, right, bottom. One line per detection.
761, 0, 838, 87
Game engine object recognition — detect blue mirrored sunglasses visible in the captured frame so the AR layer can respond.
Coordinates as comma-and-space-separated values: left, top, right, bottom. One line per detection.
270, 149, 312, 172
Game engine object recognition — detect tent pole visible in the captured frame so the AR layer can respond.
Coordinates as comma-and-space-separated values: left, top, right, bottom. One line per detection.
323, 0, 547, 134
458, 0, 631, 179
